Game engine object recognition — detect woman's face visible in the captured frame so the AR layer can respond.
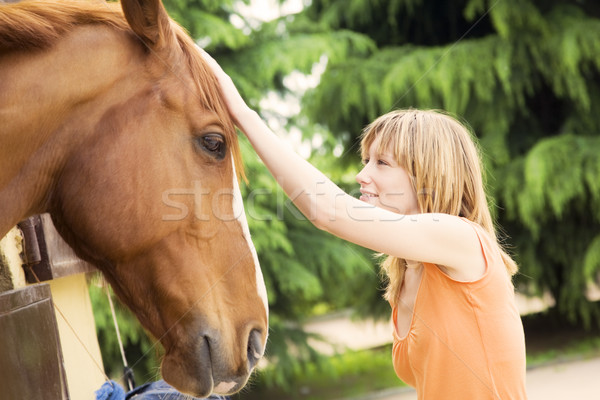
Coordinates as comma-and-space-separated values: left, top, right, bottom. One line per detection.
356, 137, 419, 215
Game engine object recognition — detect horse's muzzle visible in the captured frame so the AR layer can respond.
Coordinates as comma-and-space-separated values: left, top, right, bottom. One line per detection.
161, 326, 266, 397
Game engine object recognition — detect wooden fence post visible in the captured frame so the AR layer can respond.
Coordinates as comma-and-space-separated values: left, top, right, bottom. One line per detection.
1, 214, 106, 399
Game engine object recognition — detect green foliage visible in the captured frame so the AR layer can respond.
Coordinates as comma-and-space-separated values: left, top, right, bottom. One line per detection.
299, 0, 600, 328
216, 30, 375, 109
584, 236, 600, 281
239, 345, 403, 399
89, 276, 159, 382
164, 0, 250, 49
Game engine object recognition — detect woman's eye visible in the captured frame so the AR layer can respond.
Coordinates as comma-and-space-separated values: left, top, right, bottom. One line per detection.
196, 133, 226, 160
377, 159, 389, 166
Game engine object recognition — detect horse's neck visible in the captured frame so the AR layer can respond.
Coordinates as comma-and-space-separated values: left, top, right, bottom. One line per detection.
0, 26, 140, 235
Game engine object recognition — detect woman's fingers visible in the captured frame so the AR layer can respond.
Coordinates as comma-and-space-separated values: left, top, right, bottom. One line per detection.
198, 47, 248, 120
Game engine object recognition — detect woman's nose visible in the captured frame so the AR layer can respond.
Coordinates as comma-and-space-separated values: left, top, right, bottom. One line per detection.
356, 165, 370, 184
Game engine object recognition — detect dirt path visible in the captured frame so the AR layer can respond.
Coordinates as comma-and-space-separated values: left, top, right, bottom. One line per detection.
347, 356, 600, 400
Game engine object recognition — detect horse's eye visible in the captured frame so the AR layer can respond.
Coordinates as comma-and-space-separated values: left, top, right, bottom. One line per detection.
196, 133, 226, 160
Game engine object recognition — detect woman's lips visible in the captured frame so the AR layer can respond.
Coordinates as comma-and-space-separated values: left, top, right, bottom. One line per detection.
359, 192, 378, 202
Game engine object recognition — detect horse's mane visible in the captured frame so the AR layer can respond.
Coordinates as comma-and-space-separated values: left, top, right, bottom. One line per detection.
0, 0, 129, 50
0, 0, 244, 178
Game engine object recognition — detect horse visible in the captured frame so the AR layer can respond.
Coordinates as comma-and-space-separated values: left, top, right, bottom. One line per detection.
0, 0, 268, 396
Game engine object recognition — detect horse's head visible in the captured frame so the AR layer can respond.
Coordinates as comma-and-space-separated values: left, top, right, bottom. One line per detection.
34, 0, 268, 396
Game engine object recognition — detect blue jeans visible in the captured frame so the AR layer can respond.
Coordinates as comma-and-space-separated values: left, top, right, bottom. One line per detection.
96, 380, 231, 400
127, 380, 231, 399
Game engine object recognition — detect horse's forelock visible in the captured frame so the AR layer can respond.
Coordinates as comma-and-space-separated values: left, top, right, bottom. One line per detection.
175, 29, 246, 183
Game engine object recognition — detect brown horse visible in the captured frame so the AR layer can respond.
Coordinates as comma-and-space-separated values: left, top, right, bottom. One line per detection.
0, 0, 268, 396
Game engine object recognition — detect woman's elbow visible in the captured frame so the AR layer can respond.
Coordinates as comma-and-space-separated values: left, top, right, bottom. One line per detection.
310, 207, 341, 234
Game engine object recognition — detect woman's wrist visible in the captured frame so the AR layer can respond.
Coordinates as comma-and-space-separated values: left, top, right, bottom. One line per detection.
234, 107, 263, 135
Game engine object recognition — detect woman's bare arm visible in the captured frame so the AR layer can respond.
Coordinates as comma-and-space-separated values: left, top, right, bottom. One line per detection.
201, 49, 485, 278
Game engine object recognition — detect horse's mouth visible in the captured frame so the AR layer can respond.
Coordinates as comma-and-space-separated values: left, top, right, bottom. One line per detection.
204, 336, 247, 395
161, 338, 214, 397
161, 336, 246, 397
213, 380, 238, 393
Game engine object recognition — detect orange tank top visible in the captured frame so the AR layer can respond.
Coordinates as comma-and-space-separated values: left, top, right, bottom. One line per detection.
391, 219, 527, 399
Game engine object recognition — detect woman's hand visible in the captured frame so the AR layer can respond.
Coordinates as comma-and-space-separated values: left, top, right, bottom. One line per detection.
199, 48, 254, 127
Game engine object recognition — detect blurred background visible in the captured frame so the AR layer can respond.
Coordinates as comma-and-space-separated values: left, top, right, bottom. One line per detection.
92, 0, 600, 398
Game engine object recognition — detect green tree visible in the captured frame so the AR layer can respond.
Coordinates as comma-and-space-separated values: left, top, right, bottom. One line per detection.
296, 0, 600, 326
90, 279, 160, 383
163, 0, 249, 49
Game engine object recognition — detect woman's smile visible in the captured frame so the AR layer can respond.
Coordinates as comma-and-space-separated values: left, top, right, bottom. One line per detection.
359, 189, 379, 202
356, 137, 419, 215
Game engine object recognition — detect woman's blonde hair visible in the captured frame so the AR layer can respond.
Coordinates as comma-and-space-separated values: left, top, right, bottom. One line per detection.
360, 109, 517, 304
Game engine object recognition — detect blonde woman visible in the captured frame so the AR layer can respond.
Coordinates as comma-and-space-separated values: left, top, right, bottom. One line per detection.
201, 50, 527, 399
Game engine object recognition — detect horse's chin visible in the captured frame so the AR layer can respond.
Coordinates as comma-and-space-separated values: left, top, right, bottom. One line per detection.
161, 351, 214, 397
161, 345, 247, 397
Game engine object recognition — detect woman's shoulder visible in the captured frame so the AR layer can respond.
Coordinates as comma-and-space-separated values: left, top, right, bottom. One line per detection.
457, 218, 503, 259
422, 216, 502, 282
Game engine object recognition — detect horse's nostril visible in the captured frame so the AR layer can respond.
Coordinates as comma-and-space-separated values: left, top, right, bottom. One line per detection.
247, 329, 263, 369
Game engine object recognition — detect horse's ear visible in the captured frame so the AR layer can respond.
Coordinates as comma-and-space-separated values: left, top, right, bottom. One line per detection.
120, 0, 173, 49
